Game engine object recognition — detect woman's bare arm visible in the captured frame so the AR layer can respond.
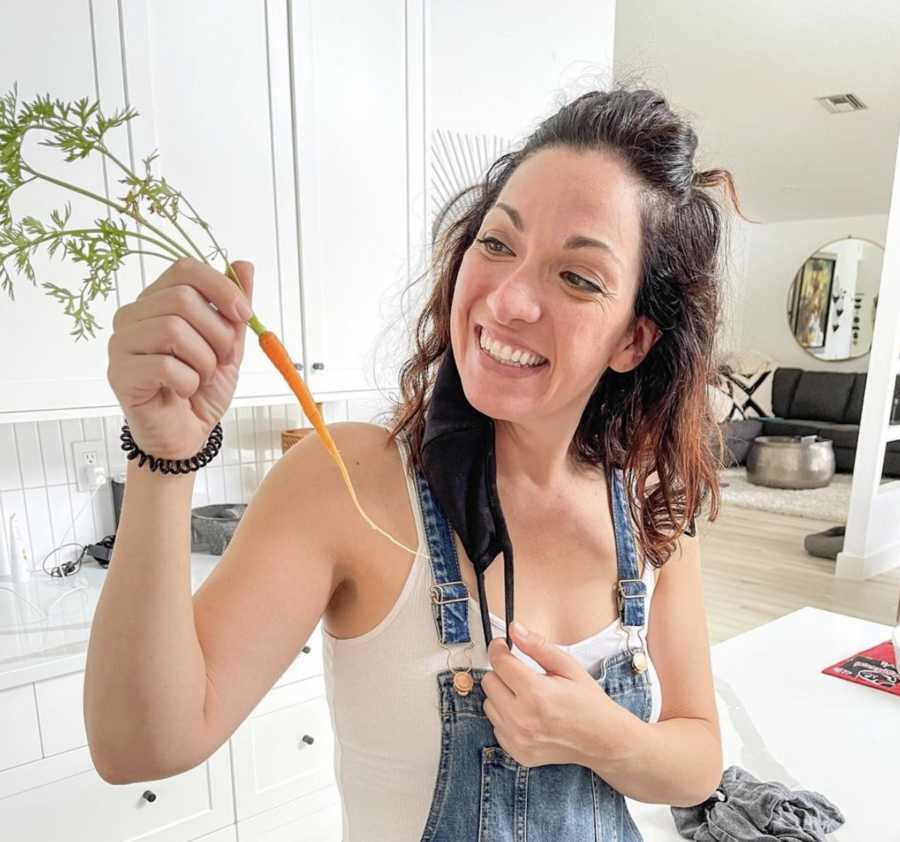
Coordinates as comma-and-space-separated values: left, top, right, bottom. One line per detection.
84, 421, 368, 783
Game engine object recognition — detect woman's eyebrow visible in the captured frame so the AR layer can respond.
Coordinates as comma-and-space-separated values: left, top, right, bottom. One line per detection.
490, 202, 623, 269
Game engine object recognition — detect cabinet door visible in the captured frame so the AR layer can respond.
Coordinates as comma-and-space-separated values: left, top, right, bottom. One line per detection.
0, 1, 304, 421
0, 0, 129, 420
236, 787, 342, 842
0, 743, 234, 842
290, 0, 413, 397
119, 0, 304, 408
230, 674, 336, 821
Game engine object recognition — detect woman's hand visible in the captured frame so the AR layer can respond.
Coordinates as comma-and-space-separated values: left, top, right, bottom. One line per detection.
482, 621, 630, 769
106, 258, 254, 460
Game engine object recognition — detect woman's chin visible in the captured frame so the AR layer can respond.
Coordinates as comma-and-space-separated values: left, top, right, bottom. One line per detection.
460, 378, 539, 423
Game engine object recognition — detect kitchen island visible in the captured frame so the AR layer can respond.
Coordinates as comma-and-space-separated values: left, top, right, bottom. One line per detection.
628, 607, 898, 841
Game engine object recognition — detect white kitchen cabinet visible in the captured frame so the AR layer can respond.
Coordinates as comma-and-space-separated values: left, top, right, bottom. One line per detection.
1, 0, 428, 421
230, 654, 337, 822
289, 0, 424, 397
0, 552, 343, 841
236, 791, 343, 842
124, 0, 429, 406
117, 0, 306, 408
0, 0, 128, 418
0, 0, 303, 419
0, 738, 235, 842
0, 662, 342, 842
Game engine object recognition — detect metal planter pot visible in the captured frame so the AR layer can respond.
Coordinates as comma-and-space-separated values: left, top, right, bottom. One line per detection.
746, 435, 836, 489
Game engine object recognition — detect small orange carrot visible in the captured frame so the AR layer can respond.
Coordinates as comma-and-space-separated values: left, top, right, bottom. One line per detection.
224, 262, 417, 557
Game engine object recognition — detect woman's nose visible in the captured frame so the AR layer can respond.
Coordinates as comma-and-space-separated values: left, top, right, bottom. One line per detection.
485, 270, 542, 324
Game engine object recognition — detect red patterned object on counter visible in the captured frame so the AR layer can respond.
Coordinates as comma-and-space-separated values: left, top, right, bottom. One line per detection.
822, 641, 900, 697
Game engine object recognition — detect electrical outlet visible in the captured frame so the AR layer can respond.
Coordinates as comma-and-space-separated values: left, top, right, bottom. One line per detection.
73, 441, 106, 492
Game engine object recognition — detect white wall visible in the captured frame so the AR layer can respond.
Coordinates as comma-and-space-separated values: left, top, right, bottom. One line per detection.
735, 213, 889, 370
429, 0, 617, 141
717, 213, 754, 357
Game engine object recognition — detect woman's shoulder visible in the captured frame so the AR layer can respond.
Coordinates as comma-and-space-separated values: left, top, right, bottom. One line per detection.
314, 420, 400, 460
317, 420, 413, 541
316, 421, 406, 494
333, 420, 406, 471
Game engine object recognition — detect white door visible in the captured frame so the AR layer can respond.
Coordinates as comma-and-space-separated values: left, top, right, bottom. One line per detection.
0, 0, 129, 419
289, 0, 413, 398
119, 0, 304, 410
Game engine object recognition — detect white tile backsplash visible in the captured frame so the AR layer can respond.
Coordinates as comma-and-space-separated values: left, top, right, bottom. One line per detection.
46, 485, 72, 549
0, 426, 19, 492
220, 410, 240, 467
59, 420, 83, 487
0, 397, 393, 573
38, 420, 67, 486
270, 404, 286, 456
236, 407, 256, 465
23, 487, 53, 569
253, 406, 274, 462
16, 424, 43, 489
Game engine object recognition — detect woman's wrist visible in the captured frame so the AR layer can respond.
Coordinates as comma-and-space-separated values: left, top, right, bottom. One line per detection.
121, 420, 223, 474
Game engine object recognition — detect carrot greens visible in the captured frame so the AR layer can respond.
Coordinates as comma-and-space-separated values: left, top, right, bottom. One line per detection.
0, 84, 416, 556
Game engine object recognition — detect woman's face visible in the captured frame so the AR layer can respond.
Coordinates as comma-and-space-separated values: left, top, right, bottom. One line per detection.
450, 146, 658, 425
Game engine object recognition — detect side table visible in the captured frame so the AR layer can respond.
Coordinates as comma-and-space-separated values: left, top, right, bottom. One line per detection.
746, 434, 836, 489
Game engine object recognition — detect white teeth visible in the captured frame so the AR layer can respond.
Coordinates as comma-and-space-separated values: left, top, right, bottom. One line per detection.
479, 328, 546, 366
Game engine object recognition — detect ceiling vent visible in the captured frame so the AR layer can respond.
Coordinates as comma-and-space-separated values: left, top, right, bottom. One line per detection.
816, 93, 867, 114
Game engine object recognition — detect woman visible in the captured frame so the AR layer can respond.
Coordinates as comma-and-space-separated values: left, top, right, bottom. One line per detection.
88, 85, 745, 840
323, 84, 745, 839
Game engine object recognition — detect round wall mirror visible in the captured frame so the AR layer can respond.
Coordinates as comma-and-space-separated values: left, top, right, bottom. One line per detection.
786, 237, 884, 362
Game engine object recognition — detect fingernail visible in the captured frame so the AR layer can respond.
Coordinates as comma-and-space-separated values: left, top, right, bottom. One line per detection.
235, 299, 252, 321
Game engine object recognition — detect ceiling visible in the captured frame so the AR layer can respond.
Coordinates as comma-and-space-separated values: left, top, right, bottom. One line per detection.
612, 0, 900, 222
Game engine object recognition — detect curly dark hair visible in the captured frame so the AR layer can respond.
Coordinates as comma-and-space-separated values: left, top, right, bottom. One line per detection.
378, 84, 752, 570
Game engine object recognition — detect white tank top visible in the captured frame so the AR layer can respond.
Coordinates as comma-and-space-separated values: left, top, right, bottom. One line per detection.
321, 432, 662, 841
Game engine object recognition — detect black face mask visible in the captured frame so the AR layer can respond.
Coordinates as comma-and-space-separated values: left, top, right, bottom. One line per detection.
421, 344, 515, 651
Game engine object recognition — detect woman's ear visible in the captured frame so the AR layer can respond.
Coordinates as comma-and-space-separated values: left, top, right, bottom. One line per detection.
608, 315, 662, 373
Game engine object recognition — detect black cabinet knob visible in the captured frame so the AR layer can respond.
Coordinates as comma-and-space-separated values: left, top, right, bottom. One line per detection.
301, 734, 315, 746
141, 790, 157, 803
302, 645, 311, 654
312, 362, 324, 370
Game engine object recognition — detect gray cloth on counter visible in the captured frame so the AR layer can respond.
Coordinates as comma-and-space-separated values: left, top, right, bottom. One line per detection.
670, 765, 845, 841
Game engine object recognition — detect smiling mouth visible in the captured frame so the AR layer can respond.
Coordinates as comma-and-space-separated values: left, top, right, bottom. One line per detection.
475, 325, 550, 371
476, 325, 549, 366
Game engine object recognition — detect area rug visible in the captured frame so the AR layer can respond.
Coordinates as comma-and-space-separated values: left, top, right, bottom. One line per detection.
718, 467, 851, 523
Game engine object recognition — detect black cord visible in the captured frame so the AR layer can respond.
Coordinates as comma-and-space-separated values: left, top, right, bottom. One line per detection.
120, 420, 223, 473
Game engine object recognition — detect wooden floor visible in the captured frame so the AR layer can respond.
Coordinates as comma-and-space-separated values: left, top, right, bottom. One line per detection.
696, 502, 900, 644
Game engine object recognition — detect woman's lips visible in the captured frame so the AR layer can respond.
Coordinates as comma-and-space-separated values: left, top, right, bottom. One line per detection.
476, 325, 548, 365
475, 325, 549, 376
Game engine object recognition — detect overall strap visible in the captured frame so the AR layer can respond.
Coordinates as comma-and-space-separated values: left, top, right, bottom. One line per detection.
608, 465, 647, 629
409, 453, 473, 646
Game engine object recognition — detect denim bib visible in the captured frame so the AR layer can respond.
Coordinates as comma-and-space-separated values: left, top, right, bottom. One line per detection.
411, 453, 653, 841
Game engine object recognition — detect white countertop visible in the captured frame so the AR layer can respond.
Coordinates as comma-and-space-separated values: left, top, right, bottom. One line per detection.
0, 554, 223, 691
628, 607, 899, 841
2, 564, 897, 839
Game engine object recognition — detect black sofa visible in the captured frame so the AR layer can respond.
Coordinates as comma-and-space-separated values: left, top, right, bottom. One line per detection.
720, 367, 900, 478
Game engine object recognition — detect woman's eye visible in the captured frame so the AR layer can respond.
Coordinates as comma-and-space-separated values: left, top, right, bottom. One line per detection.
476, 236, 603, 294
476, 235, 509, 255
562, 272, 602, 293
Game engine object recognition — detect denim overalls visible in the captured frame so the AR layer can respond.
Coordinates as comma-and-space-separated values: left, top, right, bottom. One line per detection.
410, 456, 653, 841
